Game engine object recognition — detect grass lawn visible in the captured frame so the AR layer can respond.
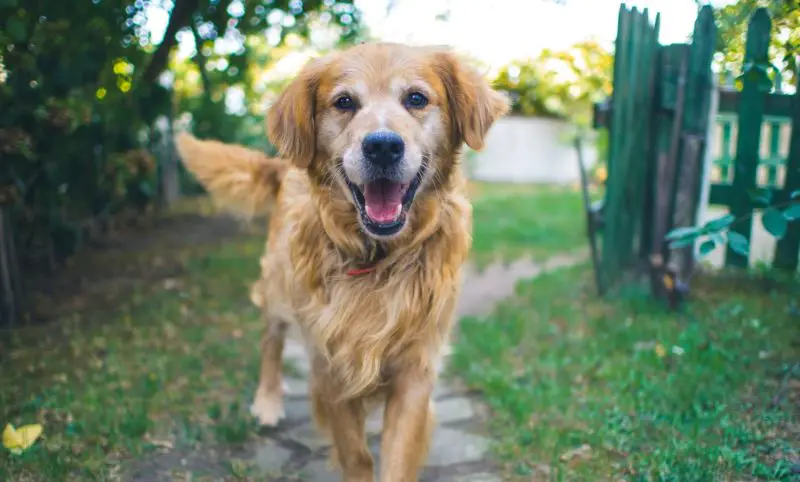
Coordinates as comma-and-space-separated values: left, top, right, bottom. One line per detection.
451, 265, 800, 481
0, 182, 583, 480
1, 218, 269, 480
468, 182, 587, 266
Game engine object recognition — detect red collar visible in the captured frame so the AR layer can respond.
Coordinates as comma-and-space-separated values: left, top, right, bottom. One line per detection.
346, 240, 387, 277
346, 265, 377, 276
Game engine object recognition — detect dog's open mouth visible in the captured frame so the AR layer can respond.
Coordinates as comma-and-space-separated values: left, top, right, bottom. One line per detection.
346, 169, 425, 237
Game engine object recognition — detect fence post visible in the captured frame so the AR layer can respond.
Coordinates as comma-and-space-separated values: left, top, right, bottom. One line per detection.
773, 73, 800, 271
669, 5, 716, 279
726, 8, 771, 268
601, 5, 633, 284
601, 7, 660, 286
695, 76, 720, 255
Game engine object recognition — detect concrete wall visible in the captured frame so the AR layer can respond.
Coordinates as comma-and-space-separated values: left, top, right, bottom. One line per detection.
467, 116, 598, 184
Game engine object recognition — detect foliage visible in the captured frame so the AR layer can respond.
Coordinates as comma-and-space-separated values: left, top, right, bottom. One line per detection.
492, 39, 613, 126
0, 0, 361, 271
452, 264, 799, 480
665, 190, 800, 258
707, 0, 799, 89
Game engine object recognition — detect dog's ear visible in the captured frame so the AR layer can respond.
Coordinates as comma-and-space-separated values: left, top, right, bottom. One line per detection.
433, 51, 509, 151
266, 57, 327, 168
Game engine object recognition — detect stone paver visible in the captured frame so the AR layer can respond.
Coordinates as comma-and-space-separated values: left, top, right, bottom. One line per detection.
242, 253, 585, 480
252, 440, 293, 471
426, 427, 490, 467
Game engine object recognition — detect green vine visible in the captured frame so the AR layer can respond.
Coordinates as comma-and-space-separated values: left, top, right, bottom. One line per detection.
666, 190, 800, 257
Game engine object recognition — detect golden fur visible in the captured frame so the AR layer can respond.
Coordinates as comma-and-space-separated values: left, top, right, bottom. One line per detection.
175, 42, 508, 481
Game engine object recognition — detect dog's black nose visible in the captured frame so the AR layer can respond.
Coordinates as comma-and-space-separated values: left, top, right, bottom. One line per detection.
362, 131, 404, 167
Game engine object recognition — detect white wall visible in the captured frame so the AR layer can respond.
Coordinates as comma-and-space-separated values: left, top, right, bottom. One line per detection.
467, 116, 598, 184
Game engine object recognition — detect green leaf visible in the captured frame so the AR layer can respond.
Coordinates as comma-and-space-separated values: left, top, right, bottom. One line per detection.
669, 237, 695, 249
0, 0, 18, 7
783, 203, 800, 221
698, 239, 716, 257
747, 188, 771, 207
5, 16, 26, 43
791, 190, 800, 200
727, 231, 750, 257
762, 208, 788, 239
703, 214, 735, 232
665, 226, 699, 241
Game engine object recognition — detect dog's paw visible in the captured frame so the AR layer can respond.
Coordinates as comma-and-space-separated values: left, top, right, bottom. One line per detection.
250, 390, 285, 427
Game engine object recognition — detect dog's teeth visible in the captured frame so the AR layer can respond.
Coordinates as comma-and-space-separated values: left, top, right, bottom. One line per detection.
394, 204, 402, 218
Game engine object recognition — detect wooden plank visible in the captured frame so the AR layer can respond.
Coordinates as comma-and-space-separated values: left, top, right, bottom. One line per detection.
725, 8, 771, 268
624, 7, 655, 262
717, 90, 793, 117
606, 4, 629, 184
694, 77, 720, 254
601, 5, 634, 284
613, 5, 642, 273
626, 8, 658, 265
773, 75, 800, 271
650, 45, 688, 258
710, 183, 775, 205
670, 5, 716, 279
639, 12, 662, 259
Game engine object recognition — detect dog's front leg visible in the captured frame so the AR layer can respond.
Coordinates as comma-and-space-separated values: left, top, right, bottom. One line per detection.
250, 314, 287, 426
379, 368, 435, 482
321, 395, 374, 482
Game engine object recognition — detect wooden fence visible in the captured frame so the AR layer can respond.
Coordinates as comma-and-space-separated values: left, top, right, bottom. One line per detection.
589, 5, 716, 299
707, 9, 800, 271
587, 5, 798, 301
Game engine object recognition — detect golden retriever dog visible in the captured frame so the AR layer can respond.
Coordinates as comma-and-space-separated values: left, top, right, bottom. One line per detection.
175, 42, 508, 481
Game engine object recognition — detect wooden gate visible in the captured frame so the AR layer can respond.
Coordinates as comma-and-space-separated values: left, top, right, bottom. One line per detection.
589, 5, 716, 299
588, 5, 800, 300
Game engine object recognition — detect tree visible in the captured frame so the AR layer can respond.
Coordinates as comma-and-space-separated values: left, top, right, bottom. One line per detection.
0, 0, 362, 271
707, 0, 799, 88
492, 39, 613, 125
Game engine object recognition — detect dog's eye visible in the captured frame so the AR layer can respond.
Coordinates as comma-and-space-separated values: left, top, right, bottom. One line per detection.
334, 94, 355, 111
404, 91, 428, 109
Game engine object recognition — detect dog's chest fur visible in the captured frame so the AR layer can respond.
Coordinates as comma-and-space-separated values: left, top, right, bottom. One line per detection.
264, 171, 472, 398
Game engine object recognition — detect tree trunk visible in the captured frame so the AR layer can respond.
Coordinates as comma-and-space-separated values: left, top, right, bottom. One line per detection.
141, 0, 201, 85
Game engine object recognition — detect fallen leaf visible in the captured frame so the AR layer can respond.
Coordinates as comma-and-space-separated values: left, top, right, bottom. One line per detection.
3, 423, 44, 455
559, 444, 592, 463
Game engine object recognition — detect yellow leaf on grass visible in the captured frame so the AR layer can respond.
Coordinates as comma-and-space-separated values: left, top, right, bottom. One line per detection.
3, 423, 43, 455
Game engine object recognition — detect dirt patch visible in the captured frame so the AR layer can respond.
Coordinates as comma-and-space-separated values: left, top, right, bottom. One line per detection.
19, 209, 261, 324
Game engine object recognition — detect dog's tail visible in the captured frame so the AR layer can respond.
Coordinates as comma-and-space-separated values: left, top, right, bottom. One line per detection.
175, 132, 288, 218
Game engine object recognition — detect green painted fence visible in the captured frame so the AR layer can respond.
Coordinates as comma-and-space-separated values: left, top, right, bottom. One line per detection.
590, 5, 716, 300
588, 5, 800, 301
707, 8, 800, 271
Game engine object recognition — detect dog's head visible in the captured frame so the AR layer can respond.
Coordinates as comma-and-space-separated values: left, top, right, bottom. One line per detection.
267, 42, 508, 239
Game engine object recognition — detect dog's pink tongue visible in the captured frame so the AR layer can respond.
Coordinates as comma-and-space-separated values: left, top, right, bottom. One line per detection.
364, 181, 404, 224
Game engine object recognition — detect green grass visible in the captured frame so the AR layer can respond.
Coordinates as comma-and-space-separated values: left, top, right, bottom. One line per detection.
469, 182, 588, 266
0, 229, 269, 481
451, 265, 800, 481
1, 183, 580, 480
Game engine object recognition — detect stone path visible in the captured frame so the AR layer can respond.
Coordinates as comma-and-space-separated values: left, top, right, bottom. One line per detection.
245, 253, 587, 481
